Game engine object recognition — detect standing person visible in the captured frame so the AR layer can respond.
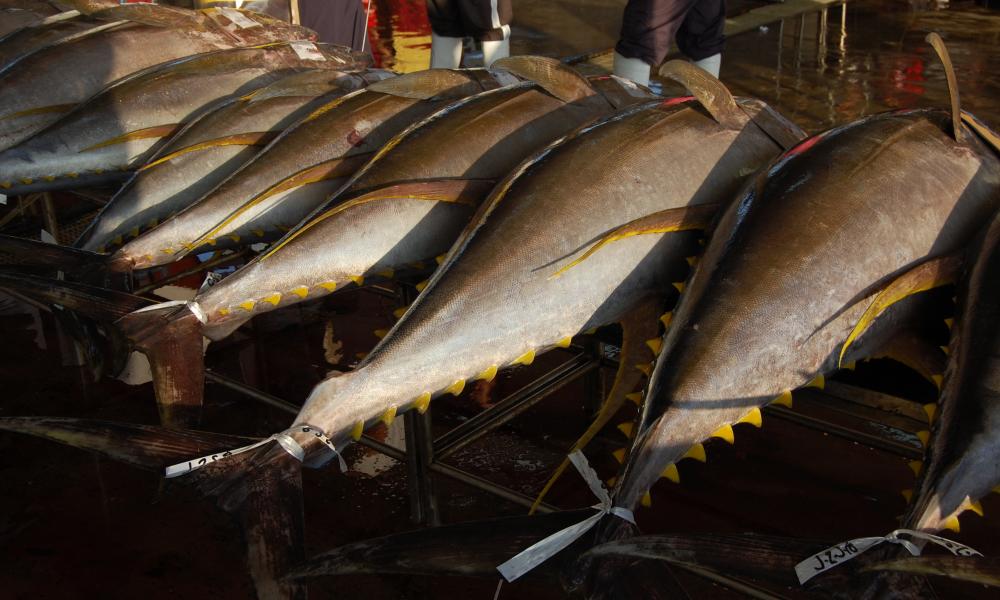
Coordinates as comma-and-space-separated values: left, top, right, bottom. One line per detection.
614, 0, 725, 85
299, 0, 369, 53
425, 0, 512, 68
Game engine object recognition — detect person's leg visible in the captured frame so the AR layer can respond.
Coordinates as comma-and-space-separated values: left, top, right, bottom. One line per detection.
426, 0, 465, 68
614, 0, 698, 85
459, 0, 511, 66
676, 0, 726, 77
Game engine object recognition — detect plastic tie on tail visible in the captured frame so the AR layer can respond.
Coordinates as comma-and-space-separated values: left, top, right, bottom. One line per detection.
496, 450, 635, 582
794, 528, 981, 584
164, 423, 347, 478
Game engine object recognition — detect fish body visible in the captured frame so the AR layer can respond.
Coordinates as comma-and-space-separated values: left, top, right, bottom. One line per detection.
612, 109, 1000, 516
0, 6, 317, 150
113, 68, 503, 271
274, 94, 791, 463
905, 211, 1000, 533
0, 9, 123, 73
188, 65, 630, 337
0, 42, 364, 195
75, 69, 394, 253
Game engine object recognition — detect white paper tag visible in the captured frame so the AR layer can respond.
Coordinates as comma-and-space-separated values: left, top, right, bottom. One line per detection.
290, 41, 329, 62
794, 529, 982, 584
220, 8, 261, 30
0, 193, 6, 205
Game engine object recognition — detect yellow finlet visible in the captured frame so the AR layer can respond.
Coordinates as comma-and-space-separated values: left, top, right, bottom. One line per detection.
318, 281, 337, 291
940, 345, 950, 356
661, 463, 680, 484
219, 308, 230, 317
373, 329, 389, 339
349, 275, 365, 286
112, 235, 123, 246
931, 374, 943, 390
129, 226, 140, 238
908, 460, 923, 476
685, 256, 698, 267
20, 177, 33, 185
392, 307, 407, 319
682, 443, 707, 463
617, 423, 634, 438
944, 318, 954, 329
147, 218, 159, 228
413, 392, 431, 414
43, 175, 55, 182
606, 477, 617, 487
512, 350, 535, 366
252, 228, 265, 238
626, 392, 642, 406
355, 352, 368, 360
645, 338, 662, 355
377, 268, 395, 279
923, 403, 937, 423
736, 407, 763, 428
710, 424, 735, 444
901, 489, 913, 502
381, 406, 397, 426
641, 492, 652, 508
672, 282, 686, 293
843, 361, 857, 371
239, 300, 256, 312
771, 390, 793, 409
807, 375, 825, 390
659, 312, 673, 328
351, 420, 364, 441
916, 430, 931, 446
942, 514, 961, 532
415, 279, 429, 292
967, 500, 984, 517
435, 254, 445, 265
291, 286, 309, 298
635, 363, 652, 377
444, 379, 466, 396
555, 336, 572, 349
228, 234, 240, 243
475, 365, 498, 382
612, 448, 626, 463
262, 293, 281, 306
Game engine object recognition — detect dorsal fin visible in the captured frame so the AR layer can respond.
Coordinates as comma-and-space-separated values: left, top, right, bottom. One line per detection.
491, 55, 595, 103
926, 32, 963, 143
657, 60, 746, 130
366, 69, 483, 100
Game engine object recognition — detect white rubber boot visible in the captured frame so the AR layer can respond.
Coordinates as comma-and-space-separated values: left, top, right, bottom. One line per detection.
612, 51, 650, 86
430, 33, 463, 68
481, 25, 511, 67
692, 53, 722, 78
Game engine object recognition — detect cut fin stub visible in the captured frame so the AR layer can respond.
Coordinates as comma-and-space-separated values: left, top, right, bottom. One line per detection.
657, 60, 747, 130
925, 33, 963, 143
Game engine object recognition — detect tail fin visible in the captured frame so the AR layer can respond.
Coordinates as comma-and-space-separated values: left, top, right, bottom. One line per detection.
0, 417, 306, 600
117, 302, 207, 429
0, 234, 127, 289
0, 271, 206, 428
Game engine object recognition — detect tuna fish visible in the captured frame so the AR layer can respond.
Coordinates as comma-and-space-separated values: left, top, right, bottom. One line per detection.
0, 7, 124, 73
74, 68, 395, 253
572, 36, 1000, 598
0, 5, 317, 150
0, 41, 368, 195
96, 67, 507, 271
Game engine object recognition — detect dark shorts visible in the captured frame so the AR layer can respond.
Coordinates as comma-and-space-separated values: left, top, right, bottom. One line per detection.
299, 0, 368, 52
616, 0, 726, 65
426, 0, 512, 41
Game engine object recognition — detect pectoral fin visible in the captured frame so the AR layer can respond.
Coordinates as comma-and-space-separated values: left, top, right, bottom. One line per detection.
962, 110, 1000, 155
551, 203, 719, 278
839, 255, 962, 367
492, 55, 596, 103
657, 60, 746, 130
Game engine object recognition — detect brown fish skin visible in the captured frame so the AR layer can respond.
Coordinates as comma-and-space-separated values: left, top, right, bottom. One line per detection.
904, 210, 1000, 534
113, 68, 500, 271
610, 110, 1000, 518
0, 6, 317, 150
0, 42, 363, 195
74, 69, 393, 253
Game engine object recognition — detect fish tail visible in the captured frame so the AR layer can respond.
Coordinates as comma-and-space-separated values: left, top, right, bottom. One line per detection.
0, 416, 306, 599
0, 234, 127, 289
